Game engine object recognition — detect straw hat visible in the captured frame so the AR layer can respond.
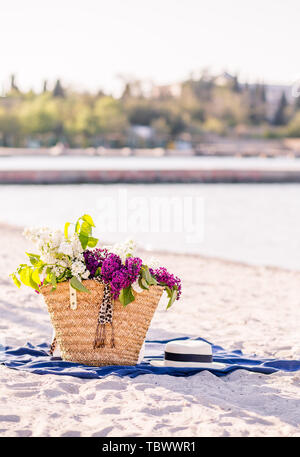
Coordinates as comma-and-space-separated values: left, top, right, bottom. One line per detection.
150, 339, 226, 369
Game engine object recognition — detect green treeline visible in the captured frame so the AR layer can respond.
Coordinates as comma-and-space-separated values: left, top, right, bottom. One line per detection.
0, 74, 299, 148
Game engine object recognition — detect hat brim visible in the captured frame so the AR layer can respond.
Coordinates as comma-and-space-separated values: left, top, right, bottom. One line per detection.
149, 359, 226, 370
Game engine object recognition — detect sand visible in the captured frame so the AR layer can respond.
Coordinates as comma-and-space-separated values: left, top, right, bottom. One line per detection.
0, 223, 299, 437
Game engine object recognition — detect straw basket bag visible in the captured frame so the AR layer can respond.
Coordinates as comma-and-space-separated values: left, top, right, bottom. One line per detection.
42, 279, 163, 366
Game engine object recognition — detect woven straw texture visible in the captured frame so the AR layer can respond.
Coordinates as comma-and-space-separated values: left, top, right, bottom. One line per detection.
42, 280, 163, 366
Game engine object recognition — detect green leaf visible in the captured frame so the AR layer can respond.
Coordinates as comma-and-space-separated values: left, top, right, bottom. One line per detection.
141, 277, 149, 289
38, 264, 45, 274
167, 289, 177, 309
25, 252, 40, 259
82, 214, 95, 227
25, 252, 40, 266
75, 220, 80, 233
19, 267, 32, 287
79, 233, 89, 250
19, 267, 39, 290
10, 273, 21, 288
138, 277, 148, 290
87, 237, 98, 248
164, 286, 172, 297
148, 275, 157, 286
32, 268, 41, 287
142, 265, 157, 286
80, 221, 92, 236
70, 276, 91, 293
28, 257, 38, 266
119, 286, 135, 307
64, 222, 71, 239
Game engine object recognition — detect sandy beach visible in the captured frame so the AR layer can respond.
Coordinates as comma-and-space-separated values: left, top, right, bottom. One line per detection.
0, 223, 299, 437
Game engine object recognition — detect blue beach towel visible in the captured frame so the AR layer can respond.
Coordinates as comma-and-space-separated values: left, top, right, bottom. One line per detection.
1, 337, 299, 379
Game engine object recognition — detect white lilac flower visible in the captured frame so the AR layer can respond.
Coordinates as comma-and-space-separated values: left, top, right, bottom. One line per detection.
81, 270, 90, 279
40, 253, 57, 264
23, 227, 41, 243
23, 227, 33, 240
49, 230, 63, 249
52, 265, 64, 277
75, 252, 84, 262
70, 233, 83, 256
110, 238, 137, 263
60, 258, 71, 268
124, 238, 136, 254
58, 241, 73, 257
71, 260, 86, 278
145, 256, 160, 270
102, 244, 113, 252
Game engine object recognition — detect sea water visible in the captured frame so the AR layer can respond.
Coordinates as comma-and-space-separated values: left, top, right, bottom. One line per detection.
0, 182, 299, 270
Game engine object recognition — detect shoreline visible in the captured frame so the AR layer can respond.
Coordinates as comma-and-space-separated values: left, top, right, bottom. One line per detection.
2, 169, 300, 184
2, 156, 300, 183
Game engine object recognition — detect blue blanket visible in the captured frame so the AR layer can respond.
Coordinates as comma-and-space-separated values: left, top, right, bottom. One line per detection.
1, 337, 299, 379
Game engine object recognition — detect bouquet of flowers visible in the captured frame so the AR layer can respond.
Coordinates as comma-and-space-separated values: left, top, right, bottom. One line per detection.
11, 214, 181, 308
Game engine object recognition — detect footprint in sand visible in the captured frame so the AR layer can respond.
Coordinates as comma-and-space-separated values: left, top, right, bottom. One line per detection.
92, 426, 114, 437
60, 431, 81, 437
6, 382, 40, 389
101, 407, 120, 415
14, 391, 36, 398
95, 381, 125, 391
170, 426, 188, 433
57, 382, 79, 395
0, 415, 20, 423
85, 393, 96, 401
43, 389, 64, 399
140, 405, 182, 416
133, 383, 154, 392
16, 429, 32, 437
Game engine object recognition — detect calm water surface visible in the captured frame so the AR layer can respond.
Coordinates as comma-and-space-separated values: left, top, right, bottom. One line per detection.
0, 183, 299, 270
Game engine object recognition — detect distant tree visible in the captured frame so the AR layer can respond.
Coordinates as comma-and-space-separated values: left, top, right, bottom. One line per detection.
52, 79, 65, 98
121, 83, 132, 100
295, 93, 300, 111
18, 95, 58, 135
0, 106, 21, 146
94, 96, 128, 134
10, 74, 19, 92
232, 75, 241, 93
285, 111, 300, 137
43, 80, 48, 93
260, 84, 266, 103
248, 84, 267, 124
151, 117, 170, 145
273, 91, 288, 126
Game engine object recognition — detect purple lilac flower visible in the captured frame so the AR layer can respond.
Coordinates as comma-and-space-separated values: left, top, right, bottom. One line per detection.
110, 267, 131, 299
83, 248, 108, 278
101, 253, 123, 283
85, 250, 182, 303
150, 267, 182, 300
101, 254, 143, 299
125, 257, 142, 282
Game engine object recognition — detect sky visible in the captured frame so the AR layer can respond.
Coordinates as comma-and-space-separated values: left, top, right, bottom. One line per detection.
0, 0, 299, 95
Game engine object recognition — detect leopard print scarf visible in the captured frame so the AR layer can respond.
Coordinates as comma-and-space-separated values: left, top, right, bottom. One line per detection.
93, 277, 115, 349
